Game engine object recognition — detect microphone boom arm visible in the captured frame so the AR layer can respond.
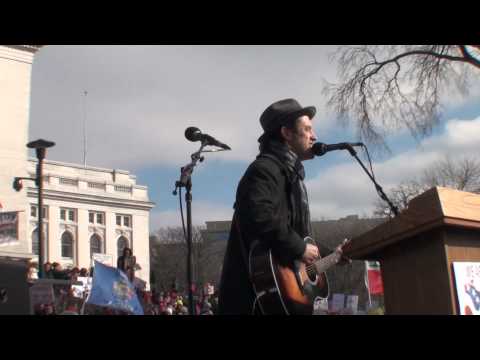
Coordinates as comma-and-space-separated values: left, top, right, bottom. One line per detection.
173, 143, 230, 194
173, 144, 205, 193
345, 145, 399, 217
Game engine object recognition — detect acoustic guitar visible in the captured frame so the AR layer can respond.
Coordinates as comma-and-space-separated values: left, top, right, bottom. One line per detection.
248, 237, 349, 315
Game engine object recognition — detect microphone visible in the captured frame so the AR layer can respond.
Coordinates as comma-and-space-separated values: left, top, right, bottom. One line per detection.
312, 142, 364, 156
184, 127, 231, 150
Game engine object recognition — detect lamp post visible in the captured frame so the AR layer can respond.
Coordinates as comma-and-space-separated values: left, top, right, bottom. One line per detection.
27, 139, 55, 279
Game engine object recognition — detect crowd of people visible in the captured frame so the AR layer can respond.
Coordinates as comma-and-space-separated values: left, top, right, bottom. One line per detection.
27, 261, 91, 283
140, 288, 218, 315
26, 258, 218, 315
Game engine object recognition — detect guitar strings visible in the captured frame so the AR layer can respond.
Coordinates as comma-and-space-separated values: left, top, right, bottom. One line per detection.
305, 254, 338, 274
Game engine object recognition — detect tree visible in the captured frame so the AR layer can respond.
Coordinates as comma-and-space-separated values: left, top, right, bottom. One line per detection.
150, 226, 226, 293
374, 155, 480, 217
324, 45, 480, 149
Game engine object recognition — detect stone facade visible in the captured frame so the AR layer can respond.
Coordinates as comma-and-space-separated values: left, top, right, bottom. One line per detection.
24, 160, 154, 287
0, 45, 154, 289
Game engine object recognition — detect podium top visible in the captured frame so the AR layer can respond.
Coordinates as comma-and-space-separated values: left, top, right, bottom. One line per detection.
345, 187, 480, 259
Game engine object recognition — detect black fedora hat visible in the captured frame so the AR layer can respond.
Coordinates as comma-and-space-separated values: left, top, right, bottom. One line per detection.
258, 98, 316, 142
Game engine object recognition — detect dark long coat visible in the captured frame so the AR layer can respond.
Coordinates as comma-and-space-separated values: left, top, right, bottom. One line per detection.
218, 152, 308, 315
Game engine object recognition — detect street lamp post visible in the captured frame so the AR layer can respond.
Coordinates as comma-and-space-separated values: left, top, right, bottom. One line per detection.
27, 139, 55, 279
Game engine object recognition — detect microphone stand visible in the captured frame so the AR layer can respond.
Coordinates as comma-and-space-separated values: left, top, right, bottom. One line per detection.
173, 142, 228, 315
344, 145, 399, 217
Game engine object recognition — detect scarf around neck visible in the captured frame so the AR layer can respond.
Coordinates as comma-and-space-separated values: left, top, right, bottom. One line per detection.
261, 140, 312, 238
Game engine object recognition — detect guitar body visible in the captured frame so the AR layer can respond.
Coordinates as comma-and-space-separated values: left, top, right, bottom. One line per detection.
249, 238, 330, 315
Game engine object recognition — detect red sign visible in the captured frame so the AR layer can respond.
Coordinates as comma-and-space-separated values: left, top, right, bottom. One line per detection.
367, 269, 384, 295
366, 261, 384, 295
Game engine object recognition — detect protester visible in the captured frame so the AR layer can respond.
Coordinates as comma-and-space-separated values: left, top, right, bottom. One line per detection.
79, 268, 89, 277
52, 262, 69, 280
117, 247, 136, 282
43, 262, 54, 279
26, 261, 38, 283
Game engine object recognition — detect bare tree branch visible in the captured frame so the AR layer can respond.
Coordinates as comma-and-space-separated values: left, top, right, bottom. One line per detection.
374, 155, 480, 217
324, 45, 479, 150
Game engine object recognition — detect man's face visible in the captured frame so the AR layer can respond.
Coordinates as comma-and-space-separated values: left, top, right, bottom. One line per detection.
282, 115, 317, 161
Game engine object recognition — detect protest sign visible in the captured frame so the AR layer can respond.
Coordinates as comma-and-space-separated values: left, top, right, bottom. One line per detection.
346, 295, 359, 315
453, 262, 480, 315
331, 293, 345, 313
0, 212, 19, 247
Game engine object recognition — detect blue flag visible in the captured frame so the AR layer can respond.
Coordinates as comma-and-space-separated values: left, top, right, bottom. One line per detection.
86, 261, 144, 315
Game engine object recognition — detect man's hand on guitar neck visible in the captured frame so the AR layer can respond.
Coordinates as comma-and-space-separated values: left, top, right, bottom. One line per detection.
335, 239, 352, 266
302, 243, 319, 265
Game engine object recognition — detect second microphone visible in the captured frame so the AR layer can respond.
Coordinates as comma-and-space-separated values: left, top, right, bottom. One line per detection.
184, 127, 231, 150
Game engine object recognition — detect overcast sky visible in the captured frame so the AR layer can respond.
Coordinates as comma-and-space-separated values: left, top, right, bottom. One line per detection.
28, 45, 480, 230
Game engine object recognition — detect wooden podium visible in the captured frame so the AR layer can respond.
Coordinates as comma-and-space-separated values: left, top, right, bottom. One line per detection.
346, 186, 480, 314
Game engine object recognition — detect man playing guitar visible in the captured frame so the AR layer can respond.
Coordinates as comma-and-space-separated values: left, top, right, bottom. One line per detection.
218, 99, 350, 315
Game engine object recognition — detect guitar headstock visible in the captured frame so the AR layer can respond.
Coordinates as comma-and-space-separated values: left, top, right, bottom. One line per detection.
340, 238, 353, 252
336, 238, 353, 265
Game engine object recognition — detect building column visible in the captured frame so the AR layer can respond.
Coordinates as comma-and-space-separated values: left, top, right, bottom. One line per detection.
105, 212, 118, 267
132, 213, 150, 290
77, 208, 90, 269
47, 205, 59, 263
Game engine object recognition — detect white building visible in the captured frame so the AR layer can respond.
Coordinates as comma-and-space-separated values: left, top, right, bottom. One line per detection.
0, 45, 154, 288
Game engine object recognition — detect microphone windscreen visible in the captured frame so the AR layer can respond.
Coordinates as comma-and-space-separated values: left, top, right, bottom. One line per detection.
185, 127, 201, 142
312, 142, 327, 156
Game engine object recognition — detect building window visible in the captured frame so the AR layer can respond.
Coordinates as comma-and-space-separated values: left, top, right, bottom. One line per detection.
60, 208, 76, 223
117, 236, 129, 259
61, 231, 74, 258
68, 209, 75, 222
116, 214, 131, 228
90, 234, 103, 259
32, 229, 39, 255
59, 177, 78, 186
89, 211, 105, 225
30, 205, 47, 219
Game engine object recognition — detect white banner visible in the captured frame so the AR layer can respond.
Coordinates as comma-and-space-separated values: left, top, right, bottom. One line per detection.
0, 211, 19, 247
91, 253, 113, 267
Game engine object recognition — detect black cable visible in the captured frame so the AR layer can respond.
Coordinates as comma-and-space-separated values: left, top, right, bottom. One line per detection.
362, 145, 388, 202
362, 145, 376, 182
178, 187, 188, 242
348, 144, 399, 217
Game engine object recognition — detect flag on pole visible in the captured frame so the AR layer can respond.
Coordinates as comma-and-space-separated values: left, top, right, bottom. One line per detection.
86, 261, 143, 315
365, 261, 384, 295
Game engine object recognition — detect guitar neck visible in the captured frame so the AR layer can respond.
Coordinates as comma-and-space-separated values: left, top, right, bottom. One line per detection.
314, 251, 341, 274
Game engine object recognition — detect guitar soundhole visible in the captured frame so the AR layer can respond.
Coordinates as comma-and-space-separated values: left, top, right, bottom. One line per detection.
306, 267, 317, 282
